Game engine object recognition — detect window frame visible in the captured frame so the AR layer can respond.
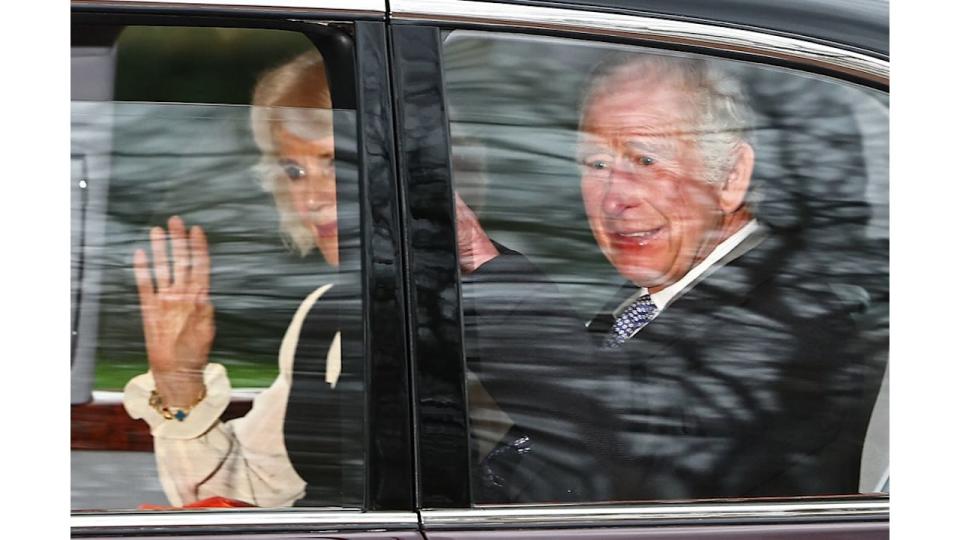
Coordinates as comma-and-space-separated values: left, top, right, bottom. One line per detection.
391, 0, 890, 530
69, 0, 417, 532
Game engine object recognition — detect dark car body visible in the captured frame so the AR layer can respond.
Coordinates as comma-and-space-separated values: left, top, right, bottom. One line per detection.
70, 0, 889, 538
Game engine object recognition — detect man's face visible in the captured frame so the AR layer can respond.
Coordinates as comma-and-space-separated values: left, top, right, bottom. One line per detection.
578, 80, 727, 292
273, 126, 339, 267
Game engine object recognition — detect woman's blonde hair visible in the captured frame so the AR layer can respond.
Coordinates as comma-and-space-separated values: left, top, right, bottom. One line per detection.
250, 49, 332, 256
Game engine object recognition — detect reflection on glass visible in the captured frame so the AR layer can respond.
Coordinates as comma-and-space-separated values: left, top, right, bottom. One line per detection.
446, 33, 889, 505
71, 32, 363, 512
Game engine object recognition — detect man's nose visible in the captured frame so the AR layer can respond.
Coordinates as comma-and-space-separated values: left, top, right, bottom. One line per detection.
601, 159, 640, 216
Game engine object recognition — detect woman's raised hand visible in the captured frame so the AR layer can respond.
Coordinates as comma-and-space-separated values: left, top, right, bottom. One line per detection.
133, 216, 215, 407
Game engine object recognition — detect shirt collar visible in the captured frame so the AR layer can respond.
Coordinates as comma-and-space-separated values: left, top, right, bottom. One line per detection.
613, 219, 762, 316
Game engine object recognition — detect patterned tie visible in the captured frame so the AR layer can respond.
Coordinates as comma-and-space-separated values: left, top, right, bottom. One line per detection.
603, 294, 659, 349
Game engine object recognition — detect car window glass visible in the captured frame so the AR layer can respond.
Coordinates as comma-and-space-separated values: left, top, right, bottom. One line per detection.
443, 30, 889, 505
71, 24, 364, 511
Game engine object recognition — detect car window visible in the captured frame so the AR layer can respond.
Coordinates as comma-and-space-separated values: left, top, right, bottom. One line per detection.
442, 30, 889, 505
71, 23, 364, 511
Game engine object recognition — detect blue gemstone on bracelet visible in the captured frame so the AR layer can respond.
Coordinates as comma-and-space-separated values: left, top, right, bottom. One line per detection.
174, 410, 187, 422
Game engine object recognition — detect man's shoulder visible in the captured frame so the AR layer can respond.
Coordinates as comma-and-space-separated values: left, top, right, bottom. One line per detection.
647, 230, 872, 346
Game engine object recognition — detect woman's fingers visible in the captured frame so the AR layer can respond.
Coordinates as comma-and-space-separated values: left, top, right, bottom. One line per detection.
149, 226, 171, 290
189, 224, 211, 301
169, 216, 190, 291
140, 216, 213, 309
132, 248, 155, 310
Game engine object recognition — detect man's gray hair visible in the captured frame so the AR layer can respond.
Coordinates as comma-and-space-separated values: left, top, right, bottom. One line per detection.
581, 52, 754, 185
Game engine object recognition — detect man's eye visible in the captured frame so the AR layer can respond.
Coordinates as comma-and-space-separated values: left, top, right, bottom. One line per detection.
282, 163, 306, 180
582, 157, 611, 171
634, 155, 655, 167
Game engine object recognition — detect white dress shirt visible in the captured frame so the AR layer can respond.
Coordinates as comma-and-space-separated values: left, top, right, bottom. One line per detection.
610, 220, 763, 335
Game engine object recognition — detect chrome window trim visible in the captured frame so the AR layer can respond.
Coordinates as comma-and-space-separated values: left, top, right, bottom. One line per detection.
421, 500, 889, 529
391, 0, 888, 86
71, 509, 419, 536
72, 0, 385, 16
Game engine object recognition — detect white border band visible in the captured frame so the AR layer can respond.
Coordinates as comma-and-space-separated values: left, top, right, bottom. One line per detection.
391, 0, 888, 85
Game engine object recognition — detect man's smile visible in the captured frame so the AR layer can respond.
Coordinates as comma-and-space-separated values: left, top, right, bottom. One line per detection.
610, 226, 664, 248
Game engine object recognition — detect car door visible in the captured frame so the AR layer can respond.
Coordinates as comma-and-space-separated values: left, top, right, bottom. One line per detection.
70, 1, 419, 537
392, 0, 889, 538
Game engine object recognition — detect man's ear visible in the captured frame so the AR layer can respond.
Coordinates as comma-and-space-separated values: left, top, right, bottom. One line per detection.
719, 142, 755, 214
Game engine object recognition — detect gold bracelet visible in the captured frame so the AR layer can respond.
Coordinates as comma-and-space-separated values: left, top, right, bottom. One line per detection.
148, 385, 207, 422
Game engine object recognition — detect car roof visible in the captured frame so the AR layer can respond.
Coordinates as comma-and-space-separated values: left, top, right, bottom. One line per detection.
466, 0, 889, 58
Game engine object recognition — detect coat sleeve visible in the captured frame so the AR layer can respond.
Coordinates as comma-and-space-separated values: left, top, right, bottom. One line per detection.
463, 247, 624, 503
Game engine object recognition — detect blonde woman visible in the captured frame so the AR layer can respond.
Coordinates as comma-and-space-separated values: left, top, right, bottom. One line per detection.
123, 50, 346, 508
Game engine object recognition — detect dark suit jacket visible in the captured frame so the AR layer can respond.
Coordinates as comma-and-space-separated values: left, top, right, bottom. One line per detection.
463, 229, 887, 503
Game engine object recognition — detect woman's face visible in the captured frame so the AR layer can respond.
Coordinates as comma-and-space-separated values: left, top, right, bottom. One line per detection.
273, 126, 339, 267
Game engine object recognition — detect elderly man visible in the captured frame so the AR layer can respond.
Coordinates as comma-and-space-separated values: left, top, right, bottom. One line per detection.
460, 54, 885, 503
575, 55, 758, 344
